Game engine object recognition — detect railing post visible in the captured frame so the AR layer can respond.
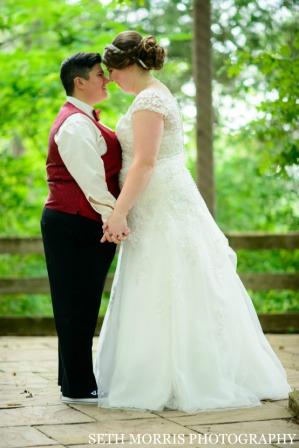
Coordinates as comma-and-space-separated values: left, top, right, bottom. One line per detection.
192, 0, 215, 216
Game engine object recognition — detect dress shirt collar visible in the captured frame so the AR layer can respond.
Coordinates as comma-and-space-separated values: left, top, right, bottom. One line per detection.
66, 96, 94, 119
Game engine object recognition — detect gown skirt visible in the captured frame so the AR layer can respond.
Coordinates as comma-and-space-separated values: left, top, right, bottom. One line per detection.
94, 153, 291, 412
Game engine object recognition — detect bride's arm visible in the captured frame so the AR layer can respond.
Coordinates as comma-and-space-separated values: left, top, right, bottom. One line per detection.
101, 110, 164, 243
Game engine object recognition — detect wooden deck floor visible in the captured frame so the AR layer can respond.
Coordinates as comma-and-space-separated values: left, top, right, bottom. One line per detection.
0, 335, 298, 448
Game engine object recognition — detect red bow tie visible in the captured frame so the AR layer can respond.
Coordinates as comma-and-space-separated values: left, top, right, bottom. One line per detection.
92, 109, 100, 121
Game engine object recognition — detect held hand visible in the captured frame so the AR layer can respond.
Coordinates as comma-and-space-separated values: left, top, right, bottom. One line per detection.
101, 224, 130, 244
100, 212, 130, 244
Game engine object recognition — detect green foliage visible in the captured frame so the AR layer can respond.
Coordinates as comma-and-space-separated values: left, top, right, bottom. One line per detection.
0, 0, 133, 234
0, 150, 47, 235
1, 0, 298, 235
0, 0, 298, 315
237, 249, 299, 274
215, 134, 299, 231
217, 0, 299, 173
0, 294, 53, 316
0, 293, 112, 317
251, 291, 299, 314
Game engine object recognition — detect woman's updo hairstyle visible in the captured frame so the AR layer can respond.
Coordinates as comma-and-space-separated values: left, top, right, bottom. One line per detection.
103, 31, 165, 71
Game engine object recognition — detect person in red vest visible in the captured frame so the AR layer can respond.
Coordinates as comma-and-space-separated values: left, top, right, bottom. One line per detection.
41, 52, 128, 405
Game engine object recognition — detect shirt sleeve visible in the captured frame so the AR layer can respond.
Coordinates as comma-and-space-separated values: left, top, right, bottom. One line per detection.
54, 113, 116, 222
131, 90, 168, 117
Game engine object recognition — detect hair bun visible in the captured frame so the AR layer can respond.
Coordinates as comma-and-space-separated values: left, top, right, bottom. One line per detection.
141, 36, 157, 51
103, 31, 166, 71
137, 36, 165, 70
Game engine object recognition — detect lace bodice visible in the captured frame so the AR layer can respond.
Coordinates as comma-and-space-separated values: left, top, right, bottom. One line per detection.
116, 87, 184, 166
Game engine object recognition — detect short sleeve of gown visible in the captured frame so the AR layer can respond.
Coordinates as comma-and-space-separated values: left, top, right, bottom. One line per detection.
130, 89, 168, 117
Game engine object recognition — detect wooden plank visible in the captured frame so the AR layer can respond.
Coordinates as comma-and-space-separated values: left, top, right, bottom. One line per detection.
0, 233, 298, 253
0, 278, 50, 294
258, 313, 299, 333
0, 237, 44, 254
0, 313, 298, 336
0, 272, 297, 295
240, 273, 299, 291
0, 316, 103, 336
0, 276, 113, 295
226, 231, 299, 250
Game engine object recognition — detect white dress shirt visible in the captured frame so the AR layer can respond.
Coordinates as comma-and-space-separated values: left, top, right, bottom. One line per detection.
54, 96, 116, 222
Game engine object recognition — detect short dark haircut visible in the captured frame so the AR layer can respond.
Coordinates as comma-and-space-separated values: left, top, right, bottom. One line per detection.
60, 52, 102, 95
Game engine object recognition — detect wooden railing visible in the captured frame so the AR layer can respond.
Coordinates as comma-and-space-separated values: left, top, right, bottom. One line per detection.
0, 233, 298, 335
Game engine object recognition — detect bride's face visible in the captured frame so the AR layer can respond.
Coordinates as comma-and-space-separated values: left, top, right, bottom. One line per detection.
108, 65, 136, 93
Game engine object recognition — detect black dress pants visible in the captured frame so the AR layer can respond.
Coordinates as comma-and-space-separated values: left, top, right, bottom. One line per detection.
41, 207, 116, 398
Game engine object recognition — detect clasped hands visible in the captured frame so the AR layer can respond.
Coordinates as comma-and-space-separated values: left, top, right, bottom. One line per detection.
100, 211, 130, 244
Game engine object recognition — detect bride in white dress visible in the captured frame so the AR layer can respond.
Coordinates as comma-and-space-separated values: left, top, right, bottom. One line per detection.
94, 31, 291, 412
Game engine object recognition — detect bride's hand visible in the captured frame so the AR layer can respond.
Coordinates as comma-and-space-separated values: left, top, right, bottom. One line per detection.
100, 212, 130, 244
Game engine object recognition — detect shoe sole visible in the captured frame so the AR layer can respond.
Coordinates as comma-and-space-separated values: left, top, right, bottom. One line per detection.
61, 397, 98, 405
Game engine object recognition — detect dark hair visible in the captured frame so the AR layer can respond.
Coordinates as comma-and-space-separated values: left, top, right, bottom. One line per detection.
60, 52, 102, 95
103, 31, 165, 71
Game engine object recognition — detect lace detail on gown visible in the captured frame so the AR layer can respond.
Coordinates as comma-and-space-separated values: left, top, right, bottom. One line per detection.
117, 87, 184, 166
94, 87, 291, 412
130, 89, 168, 117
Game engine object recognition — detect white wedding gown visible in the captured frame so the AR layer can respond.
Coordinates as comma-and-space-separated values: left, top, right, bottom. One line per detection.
94, 87, 291, 412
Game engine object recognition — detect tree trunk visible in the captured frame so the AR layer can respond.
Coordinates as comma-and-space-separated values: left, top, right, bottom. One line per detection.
192, 0, 215, 216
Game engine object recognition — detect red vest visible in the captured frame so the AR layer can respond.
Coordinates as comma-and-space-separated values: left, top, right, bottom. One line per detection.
45, 102, 122, 222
